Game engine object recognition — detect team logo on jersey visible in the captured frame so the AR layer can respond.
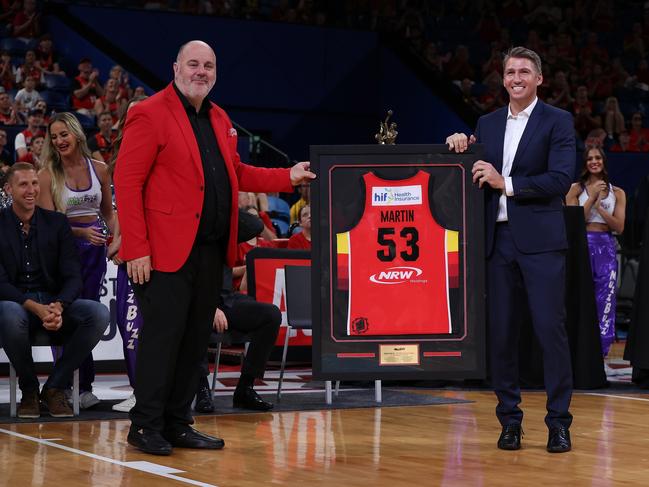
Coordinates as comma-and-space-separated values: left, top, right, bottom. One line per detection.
351, 317, 370, 334
369, 266, 423, 284
371, 184, 422, 206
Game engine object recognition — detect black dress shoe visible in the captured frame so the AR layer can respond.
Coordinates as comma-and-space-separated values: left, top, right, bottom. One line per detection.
497, 423, 522, 450
233, 386, 274, 411
194, 382, 215, 413
547, 425, 571, 453
127, 428, 173, 456
163, 427, 225, 450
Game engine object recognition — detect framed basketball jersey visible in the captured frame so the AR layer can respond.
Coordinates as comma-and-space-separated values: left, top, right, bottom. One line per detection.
311, 145, 485, 381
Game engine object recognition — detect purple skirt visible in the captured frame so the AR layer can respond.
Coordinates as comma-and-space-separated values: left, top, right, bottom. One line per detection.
586, 231, 617, 357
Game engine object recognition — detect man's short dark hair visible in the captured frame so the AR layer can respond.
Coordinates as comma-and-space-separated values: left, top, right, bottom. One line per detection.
503, 46, 543, 75
6, 162, 37, 184
28, 108, 44, 117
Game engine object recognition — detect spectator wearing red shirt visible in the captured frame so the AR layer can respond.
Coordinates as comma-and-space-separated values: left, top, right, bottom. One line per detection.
524, 29, 546, 59
0, 50, 16, 91
624, 21, 646, 63
33, 99, 50, 124
573, 86, 601, 140
478, 74, 507, 113
72, 58, 104, 118
14, 108, 44, 159
109, 65, 133, 101
233, 207, 277, 292
0, 128, 12, 166
0, 1, 20, 24
629, 112, 649, 152
635, 59, 649, 85
93, 78, 125, 124
0, 90, 24, 125
17, 133, 43, 167
12, 0, 41, 39
580, 32, 609, 65
15, 50, 42, 88
547, 71, 573, 111
35, 35, 65, 76
238, 192, 276, 239
587, 64, 613, 100
555, 32, 577, 67
610, 131, 634, 152
88, 112, 116, 163
445, 45, 474, 81
287, 205, 311, 250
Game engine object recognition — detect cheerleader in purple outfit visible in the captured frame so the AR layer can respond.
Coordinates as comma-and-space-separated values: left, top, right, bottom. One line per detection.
106, 95, 148, 412
38, 112, 117, 408
566, 147, 626, 362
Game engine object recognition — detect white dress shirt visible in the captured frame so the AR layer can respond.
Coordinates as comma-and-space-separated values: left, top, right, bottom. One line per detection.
497, 97, 538, 222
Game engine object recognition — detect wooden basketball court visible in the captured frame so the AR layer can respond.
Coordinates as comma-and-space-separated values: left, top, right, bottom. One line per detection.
2, 391, 648, 485
1, 343, 648, 486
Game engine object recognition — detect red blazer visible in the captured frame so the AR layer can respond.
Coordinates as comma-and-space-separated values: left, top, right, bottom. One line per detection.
114, 84, 293, 272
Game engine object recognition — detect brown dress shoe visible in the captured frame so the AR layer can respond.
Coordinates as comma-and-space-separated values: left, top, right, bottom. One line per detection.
18, 390, 40, 418
42, 388, 74, 417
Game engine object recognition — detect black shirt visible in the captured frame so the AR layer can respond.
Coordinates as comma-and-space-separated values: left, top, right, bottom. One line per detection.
173, 83, 231, 244
11, 209, 45, 293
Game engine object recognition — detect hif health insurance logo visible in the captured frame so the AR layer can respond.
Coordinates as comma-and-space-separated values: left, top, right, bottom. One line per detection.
371, 184, 422, 206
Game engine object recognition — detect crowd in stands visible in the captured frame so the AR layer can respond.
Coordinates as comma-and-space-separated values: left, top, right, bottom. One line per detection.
42, 0, 649, 154
413, 1, 649, 153
1, 1, 317, 236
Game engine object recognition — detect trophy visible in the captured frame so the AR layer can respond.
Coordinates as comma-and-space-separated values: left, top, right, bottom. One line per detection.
375, 109, 398, 145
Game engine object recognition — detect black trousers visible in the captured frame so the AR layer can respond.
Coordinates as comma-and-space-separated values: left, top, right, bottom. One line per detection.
488, 224, 573, 429
130, 243, 224, 432
201, 294, 281, 380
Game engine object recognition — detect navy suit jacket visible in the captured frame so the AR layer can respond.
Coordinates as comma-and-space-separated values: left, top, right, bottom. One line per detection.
474, 100, 576, 256
0, 206, 82, 305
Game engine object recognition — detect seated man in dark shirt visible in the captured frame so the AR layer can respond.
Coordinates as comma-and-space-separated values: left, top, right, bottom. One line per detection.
0, 163, 109, 418
194, 267, 281, 413
194, 210, 280, 412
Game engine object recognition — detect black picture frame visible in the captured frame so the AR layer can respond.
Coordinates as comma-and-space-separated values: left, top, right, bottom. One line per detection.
310, 144, 486, 380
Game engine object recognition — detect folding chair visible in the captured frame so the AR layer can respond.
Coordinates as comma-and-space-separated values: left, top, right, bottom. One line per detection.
4, 328, 80, 417
208, 330, 251, 392
281, 265, 338, 403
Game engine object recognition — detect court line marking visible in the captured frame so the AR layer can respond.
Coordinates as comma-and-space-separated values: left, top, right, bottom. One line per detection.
0, 427, 219, 487
582, 393, 649, 402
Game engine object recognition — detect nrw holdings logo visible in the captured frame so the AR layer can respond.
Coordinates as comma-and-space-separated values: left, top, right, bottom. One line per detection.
369, 266, 423, 284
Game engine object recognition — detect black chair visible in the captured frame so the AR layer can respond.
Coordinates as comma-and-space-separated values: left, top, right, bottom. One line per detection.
282, 265, 337, 402
43, 73, 72, 93
40, 90, 70, 112
0, 38, 28, 56
4, 328, 80, 417
208, 330, 251, 393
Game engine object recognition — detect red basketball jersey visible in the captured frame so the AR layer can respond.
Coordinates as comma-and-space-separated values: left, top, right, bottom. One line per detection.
336, 171, 452, 335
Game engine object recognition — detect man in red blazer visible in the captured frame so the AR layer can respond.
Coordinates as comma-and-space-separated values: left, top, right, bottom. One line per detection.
114, 40, 314, 456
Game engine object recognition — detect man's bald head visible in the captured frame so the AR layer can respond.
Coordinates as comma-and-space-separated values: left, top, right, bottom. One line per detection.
176, 40, 214, 63
173, 40, 217, 108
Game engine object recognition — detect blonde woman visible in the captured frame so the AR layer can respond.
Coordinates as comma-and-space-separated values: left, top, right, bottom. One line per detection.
37, 112, 116, 408
603, 97, 626, 137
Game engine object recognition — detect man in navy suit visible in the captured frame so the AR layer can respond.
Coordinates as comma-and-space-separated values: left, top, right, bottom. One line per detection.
0, 163, 109, 418
447, 47, 575, 453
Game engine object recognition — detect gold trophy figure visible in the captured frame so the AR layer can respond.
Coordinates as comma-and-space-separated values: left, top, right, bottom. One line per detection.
375, 110, 398, 145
